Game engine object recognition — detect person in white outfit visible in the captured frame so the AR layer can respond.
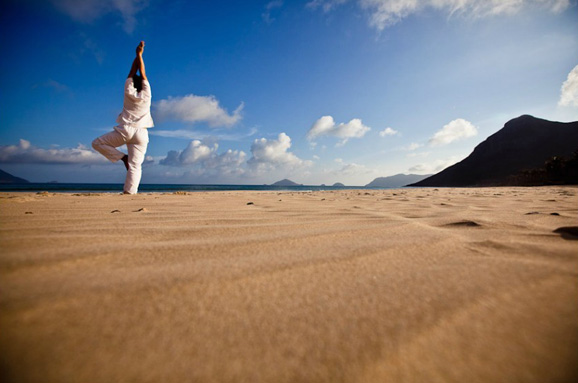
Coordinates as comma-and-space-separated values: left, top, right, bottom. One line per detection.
92, 41, 154, 194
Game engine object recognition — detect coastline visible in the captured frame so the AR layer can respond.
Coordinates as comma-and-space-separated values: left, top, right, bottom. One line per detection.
1, 187, 577, 382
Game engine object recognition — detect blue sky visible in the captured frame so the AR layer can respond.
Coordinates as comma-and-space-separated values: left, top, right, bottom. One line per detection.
1, 0, 577, 185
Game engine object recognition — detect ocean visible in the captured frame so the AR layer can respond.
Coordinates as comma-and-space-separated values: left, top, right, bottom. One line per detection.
0, 183, 379, 193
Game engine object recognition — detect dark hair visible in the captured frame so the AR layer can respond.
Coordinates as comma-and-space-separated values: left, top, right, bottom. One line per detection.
132, 74, 143, 93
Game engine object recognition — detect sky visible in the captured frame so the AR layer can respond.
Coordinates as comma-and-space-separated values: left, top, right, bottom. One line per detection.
1, 0, 577, 186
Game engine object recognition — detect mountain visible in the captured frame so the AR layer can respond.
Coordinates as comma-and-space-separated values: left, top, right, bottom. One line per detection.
332, 182, 345, 187
0, 169, 29, 184
271, 179, 301, 186
365, 174, 431, 188
410, 115, 578, 187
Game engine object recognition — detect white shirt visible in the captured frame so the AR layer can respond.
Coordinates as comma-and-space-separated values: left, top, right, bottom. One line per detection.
116, 78, 154, 129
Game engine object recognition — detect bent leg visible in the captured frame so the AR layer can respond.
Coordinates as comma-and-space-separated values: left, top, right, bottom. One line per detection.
92, 130, 127, 162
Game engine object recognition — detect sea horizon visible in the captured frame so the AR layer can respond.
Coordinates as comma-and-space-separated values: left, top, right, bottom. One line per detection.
0, 182, 395, 193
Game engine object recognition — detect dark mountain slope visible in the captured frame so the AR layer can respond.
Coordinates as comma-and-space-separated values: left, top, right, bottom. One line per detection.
410, 115, 578, 187
0, 169, 29, 184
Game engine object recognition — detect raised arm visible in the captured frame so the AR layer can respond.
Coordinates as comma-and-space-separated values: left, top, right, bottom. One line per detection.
127, 56, 139, 79
136, 41, 147, 81
127, 41, 147, 80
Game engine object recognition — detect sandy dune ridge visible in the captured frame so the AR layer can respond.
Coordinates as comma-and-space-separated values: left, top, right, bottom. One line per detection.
1, 187, 577, 382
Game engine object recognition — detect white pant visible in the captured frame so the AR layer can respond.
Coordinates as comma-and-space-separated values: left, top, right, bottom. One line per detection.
92, 126, 149, 194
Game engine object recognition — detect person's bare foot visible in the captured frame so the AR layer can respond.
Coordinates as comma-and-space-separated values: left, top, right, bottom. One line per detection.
136, 41, 145, 55
121, 155, 129, 170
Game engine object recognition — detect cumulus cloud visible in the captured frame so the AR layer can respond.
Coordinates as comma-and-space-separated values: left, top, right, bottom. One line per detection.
248, 133, 311, 173
309, 0, 571, 30
159, 140, 246, 178
51, 0, 148, 33
379, 127, 399, 137
0, 139, 107, 165
159, 133, 310, 180
559, 64, 578, 107
428, 118, 477, 146
307, 116, 371, 145
154, 95, 244, 128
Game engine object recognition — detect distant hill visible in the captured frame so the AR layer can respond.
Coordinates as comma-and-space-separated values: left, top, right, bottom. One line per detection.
0, 169, 29, 184
272, 179, 301, 186
366, 174, 431, 188
332, 182, 345, 187
410, 115, 578, 187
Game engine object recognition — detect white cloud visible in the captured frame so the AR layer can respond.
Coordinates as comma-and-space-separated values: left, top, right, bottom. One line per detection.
428, 118, 478, 146
307, 115, 371, 145
379, 127, 399, 137
559, 64, 578, 107
154, 95, 243, 128
248, 133, 311, 174
159, 140, 247, 178
408, 156, 460, 174
263, 1, 284, 24
0, 139, 107, 165
179, 140, 216, 164
160, 133, 310, 180
406, 142, 423, 150
51, 0, 148, 33
310, 0, 571, 30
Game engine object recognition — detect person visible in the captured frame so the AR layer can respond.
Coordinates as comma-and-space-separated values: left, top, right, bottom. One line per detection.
92, 41, 154, 194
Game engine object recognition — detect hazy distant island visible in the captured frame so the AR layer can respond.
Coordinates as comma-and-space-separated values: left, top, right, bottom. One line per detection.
0, 169, 29, 184
271, 179, 302, 186
410, 115, 578, 187
332, 182, 345, 187
366, 174, 431, 188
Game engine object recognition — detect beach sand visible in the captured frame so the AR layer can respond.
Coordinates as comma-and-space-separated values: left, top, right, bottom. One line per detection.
1, 187, 577, 382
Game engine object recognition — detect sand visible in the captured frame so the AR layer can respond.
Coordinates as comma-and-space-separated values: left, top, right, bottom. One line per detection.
0, 187, 577, 383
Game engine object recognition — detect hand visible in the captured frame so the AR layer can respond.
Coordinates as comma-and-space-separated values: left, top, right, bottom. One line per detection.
136, 41, 145, 56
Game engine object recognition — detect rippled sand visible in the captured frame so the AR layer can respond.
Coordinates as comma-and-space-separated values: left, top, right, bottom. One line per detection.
1, 187, 577, 382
